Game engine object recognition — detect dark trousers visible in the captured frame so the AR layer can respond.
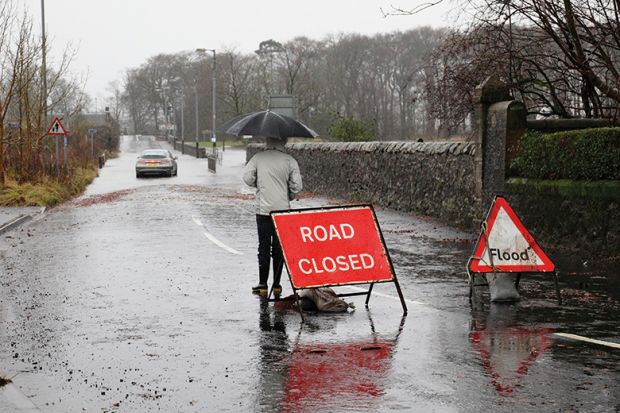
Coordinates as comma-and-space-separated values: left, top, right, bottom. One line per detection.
256, 214, 284, 286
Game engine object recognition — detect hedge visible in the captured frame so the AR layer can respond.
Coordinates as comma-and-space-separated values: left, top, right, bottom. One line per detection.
510, 127, 620, 180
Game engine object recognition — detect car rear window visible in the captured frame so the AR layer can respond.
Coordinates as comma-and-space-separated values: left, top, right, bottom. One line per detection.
142, 152, 167, 159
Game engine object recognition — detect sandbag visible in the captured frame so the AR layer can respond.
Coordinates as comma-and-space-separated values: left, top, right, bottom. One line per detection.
299, 287, 355, 312
485, 273, 520, 302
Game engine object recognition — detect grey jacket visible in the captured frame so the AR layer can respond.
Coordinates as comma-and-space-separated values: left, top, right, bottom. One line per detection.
242, 148, 303, 215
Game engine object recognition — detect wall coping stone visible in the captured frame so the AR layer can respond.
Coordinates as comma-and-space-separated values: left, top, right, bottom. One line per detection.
249, 141, 476, 156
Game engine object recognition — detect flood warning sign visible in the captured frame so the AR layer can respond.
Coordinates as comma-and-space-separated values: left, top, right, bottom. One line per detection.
271, 206, 395, 289
469, 196, 554, 273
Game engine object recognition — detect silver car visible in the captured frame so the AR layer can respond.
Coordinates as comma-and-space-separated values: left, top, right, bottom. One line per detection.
136, 149, 178, 177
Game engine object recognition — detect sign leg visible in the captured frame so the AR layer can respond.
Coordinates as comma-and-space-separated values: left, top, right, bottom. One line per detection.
392, 278, 408, 315
293, 288, 305, 323
283, 265, 304, 321
467, 269, 475, 306
515, 273, 522, 291
366, 309, 376, 335
365, 283, 374, 308
553, 270, 562, 305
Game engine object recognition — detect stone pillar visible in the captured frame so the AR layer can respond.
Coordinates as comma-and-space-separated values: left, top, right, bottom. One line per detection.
473, 75, 526, 212
473, 76, 527, 303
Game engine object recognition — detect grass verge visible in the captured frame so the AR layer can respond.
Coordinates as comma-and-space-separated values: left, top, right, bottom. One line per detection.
0, 166, 99, 207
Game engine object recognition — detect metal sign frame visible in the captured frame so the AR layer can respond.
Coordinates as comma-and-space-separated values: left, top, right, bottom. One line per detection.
467, 195, 561, 305
270, 204, 408, 320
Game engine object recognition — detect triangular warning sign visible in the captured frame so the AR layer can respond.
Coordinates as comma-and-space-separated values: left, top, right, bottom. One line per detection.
46, 117, 68, 136
469, 196, 554, 273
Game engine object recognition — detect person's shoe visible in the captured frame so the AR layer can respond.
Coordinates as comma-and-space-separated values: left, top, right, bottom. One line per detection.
252, 284, 268, 296
272, 285, 282, 297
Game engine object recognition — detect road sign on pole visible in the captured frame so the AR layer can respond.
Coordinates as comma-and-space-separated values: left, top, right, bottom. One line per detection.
46, 117, 68, 136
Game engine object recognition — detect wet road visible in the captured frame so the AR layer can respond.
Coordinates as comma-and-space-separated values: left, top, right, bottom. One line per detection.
1, 135, 618, 412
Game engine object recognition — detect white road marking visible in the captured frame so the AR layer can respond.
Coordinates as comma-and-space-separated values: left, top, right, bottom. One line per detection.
203, 232, 243, 255
554, 333, 620, 350
345, 285, 427, 306
193, 215, 243, 255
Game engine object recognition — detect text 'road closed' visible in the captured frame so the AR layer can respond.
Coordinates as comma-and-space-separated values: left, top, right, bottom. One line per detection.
272, 206, 395, 288
298, 253, 375, 274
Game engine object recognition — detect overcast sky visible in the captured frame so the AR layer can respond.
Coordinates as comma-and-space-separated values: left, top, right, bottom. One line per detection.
23, 0, 458, 106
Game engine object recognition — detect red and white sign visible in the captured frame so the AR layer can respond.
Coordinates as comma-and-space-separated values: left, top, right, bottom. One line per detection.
271, 206, 395, 289
46, 117, 68, 136
471, 327, 553, 396
469, 196, 554, 273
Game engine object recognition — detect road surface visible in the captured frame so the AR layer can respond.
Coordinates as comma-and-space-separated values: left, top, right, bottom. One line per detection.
0, 135, 618, 412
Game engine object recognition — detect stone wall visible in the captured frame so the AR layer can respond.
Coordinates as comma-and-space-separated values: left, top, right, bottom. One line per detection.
247, 141, 480, 227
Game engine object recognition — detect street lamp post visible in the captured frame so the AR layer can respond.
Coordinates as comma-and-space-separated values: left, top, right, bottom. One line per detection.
196, 48, 217, 154
40, 0, 58, 176
155, 79, 173, 142
179, 94, 185, 154
171, 77, 185, 154
194, 81, 199, 155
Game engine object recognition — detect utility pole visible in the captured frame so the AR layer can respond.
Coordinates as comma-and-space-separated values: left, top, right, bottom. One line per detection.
41, 0, 47, 121
41, 0, 57, 176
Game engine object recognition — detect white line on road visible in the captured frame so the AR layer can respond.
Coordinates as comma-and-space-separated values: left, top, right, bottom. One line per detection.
203, 233, 243, 255
553, 333, 620, 350
193, 216, 243, 255
345, 285, 427, 306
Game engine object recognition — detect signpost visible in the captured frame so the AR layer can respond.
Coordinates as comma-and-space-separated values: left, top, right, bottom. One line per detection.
46, 117, 69, 174
467, 196, 561, 304
88, 128, 97, 158
271, 205, 407, 318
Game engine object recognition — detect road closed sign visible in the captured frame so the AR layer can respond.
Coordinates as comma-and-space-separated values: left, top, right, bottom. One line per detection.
271, 205, 395, 289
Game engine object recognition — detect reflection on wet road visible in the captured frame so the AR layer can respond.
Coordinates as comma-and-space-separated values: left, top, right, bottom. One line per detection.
0, 135, 618, 412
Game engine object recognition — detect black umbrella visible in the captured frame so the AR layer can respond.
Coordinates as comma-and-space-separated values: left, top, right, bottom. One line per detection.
218, 110, 318, 139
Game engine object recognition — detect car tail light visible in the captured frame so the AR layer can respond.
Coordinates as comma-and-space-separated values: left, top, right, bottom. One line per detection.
160, 159, 171, 165
137, 159, 147, 165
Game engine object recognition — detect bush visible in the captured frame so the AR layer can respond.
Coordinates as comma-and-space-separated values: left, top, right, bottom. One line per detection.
0, 166, 98, 206
329, 117, 375, 142
510, 128, 620, 180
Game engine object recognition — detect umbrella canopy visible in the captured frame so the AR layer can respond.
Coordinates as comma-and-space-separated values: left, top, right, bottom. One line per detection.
218, 110, 318, 139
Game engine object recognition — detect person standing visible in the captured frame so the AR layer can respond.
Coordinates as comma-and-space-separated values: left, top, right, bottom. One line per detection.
243, 137, 302, 297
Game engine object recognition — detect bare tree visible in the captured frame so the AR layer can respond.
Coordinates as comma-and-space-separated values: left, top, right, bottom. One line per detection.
219, 48, 261, 117
460, 0, 620, 117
